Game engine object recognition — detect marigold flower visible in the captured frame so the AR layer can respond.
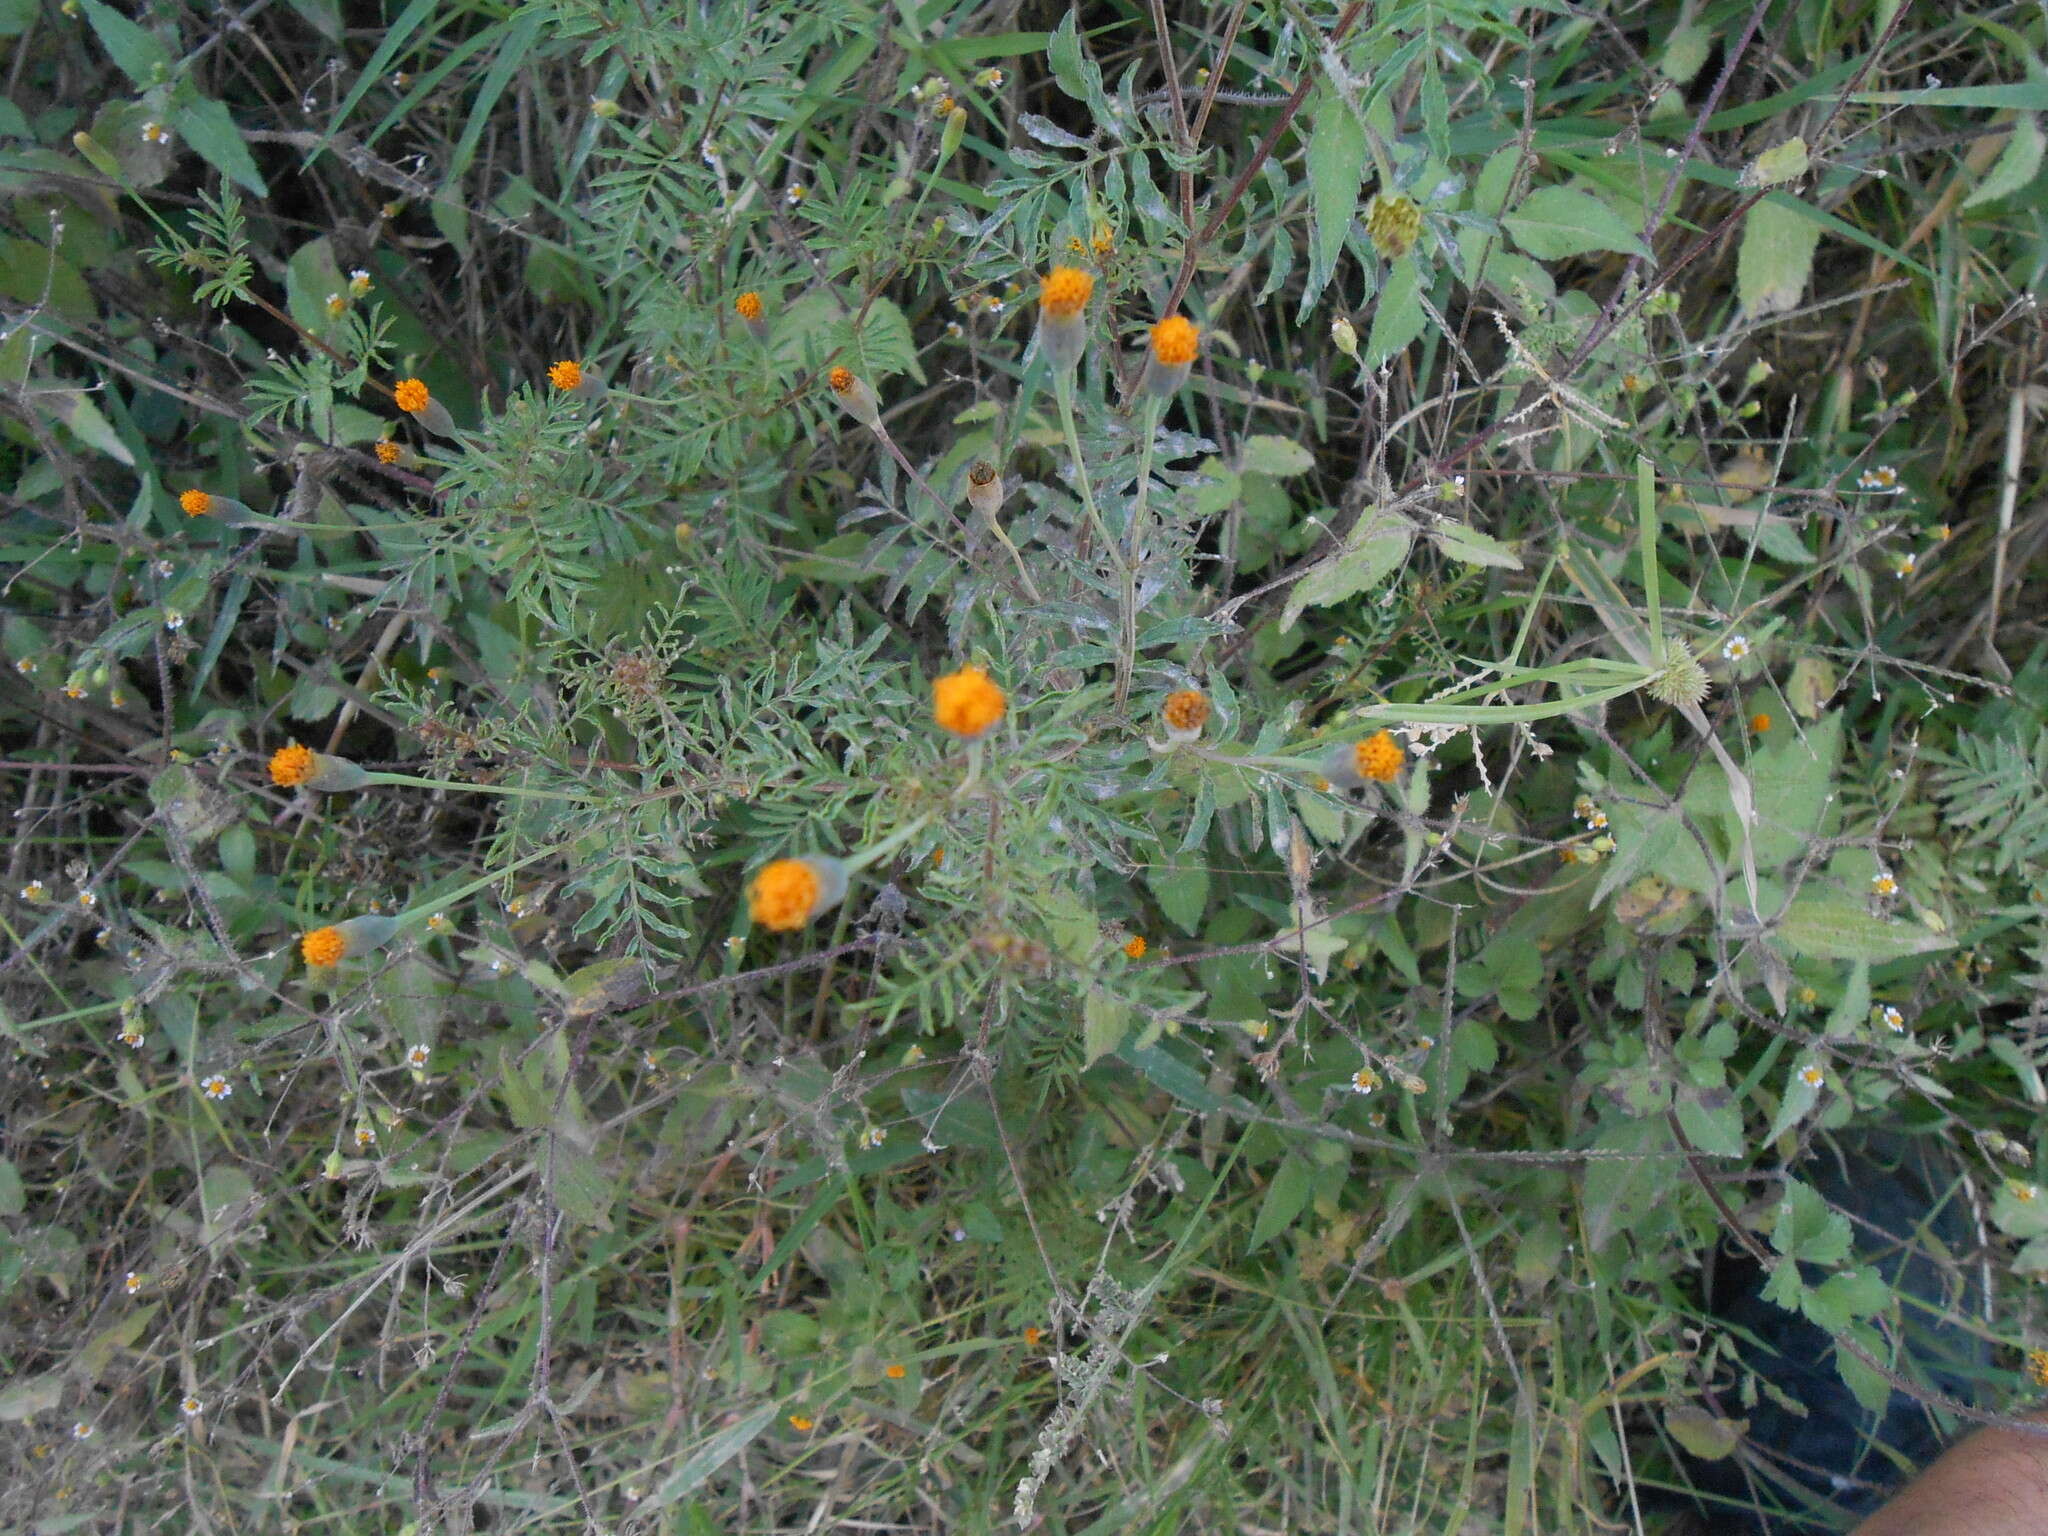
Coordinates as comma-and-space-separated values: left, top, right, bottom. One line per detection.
374, 439, 402, 465
884, 1363, 907, 1380
788, 1414, 814, 1432
1358, 730, 1406, 783
1134, 316, 1200, 404
1749, 712, 1772, 733
1365, 191, 1423, 260
268, 743, 369, 792
548, 360, 584, 392
1036, 266, 1094, 372
827, 365, 882, 429
747, 855, 849, 932
180, 489, 215, 517
301, 914, 399, 968
1122, 935, 1147, 960
394, 377, 457, 436
303, 926, 347, 966
1161, 689, 1211, 743
932, 663, 1006, 738
2027, 1348, 2048, 1389
736, 291, 764, 322
1024, 1326, 1044, 1348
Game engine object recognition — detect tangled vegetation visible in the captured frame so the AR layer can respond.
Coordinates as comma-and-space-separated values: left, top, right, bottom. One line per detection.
3, 1, 2048, 1532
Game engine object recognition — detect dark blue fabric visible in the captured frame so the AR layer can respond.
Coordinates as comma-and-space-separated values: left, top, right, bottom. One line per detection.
1672, 1132, 1991, 1532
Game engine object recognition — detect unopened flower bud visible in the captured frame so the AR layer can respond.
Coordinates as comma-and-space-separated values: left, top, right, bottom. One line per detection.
1330, 315, 1358, 358
965, 460, 1003, 520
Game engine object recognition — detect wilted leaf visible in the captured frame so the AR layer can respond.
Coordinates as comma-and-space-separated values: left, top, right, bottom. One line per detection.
1962, 115, 2045, 209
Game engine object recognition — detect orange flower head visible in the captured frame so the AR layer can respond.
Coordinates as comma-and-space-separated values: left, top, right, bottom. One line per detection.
269, 743, 316, 788
1749, 712, 1773, 733
1122, 935, 1147, 960
179, 489, 213, 517
302, 926, 348, 967
1150, 315, 1200, 366
394, 378, 431, 414
547, 360, 583, 392
736, 291, 764, 322
1354, 729, 1405, 783
884, 1363, 907, 1381
932, 664, 1006, 738
1162, 689, 1210, 736
1023, 1326, 1044, 1348
374, 440, 402, 465
788, 1414, 814, 1432
828, 366, 856, 396
2028, 1348, 2048, 1389
749, 858, 824, 932
1039, 266, 1094, 319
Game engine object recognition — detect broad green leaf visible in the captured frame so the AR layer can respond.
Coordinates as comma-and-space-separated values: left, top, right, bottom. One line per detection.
1962, 115, 2046, 209
1145, 859, 1210, 936
77, 0, 171, 86
1836, 1323, 1894, 1415
1280, 508, 1412, 632
1664, 1405, 1744, 1461
1803, 1267, 1888, 1332
551, 1142, 615, 1230
44, 389, 134, 465
1429, 520, 1523, 570
1765, 1056, 1824, 1144
171, 96, 269, 196
285, 236, 348, 336
0, 1370, 64, 1421
1240, 435, 1314, 477
1743, 136, 1809, 188
1580, 1115, 1674, 1252
1302, 90, 1367, 319
649, 1405, 780, 1507
1249, 1156, 1312, 1251
1503, 186, 1649, 260
1083, 992, 1131, 1066
1775, 897, 1952, 963
1659, 25, 1713, 84
1675, 1089, 1744, 1158
1363, 251, 1426, 366
1737, 195, 1822, 316
1771, 1178, 1851, 1266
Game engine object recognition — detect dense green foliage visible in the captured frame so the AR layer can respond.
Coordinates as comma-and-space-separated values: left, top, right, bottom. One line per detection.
4, 0, 2048, 1531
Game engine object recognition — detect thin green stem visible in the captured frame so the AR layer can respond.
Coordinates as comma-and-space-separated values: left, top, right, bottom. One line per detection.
1053, 370, 1117, 560
1115, 396, 1163, 710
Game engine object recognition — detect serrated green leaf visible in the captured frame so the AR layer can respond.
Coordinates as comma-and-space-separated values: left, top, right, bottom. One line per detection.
1083, 992, 1131, 1066
1302, 90, 1367, 319
1775, 896, 1953, 963
551, 1141, 615, 1230
1503, 185, 1649, 260
1737, 195, 1822, 317
1962, 114, 2046, 209
1363, 250, 1426, 366
1675, 1091, 1744, 1158
45, 389, 134, 465
1429, 520, 1523, 569
1836, 1323, 1894, 1416
1659, 24, 1712, 85
1771, 1178, 1852, 1266
1280, 508, 1412, 632
1145, 860, 1209, 936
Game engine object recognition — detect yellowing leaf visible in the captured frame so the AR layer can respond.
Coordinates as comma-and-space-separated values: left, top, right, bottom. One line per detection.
1743, 136, 1809, 188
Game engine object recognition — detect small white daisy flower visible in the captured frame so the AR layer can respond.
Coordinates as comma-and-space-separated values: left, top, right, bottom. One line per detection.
180, 1395, 202, 1417
1879, 1005, 1905, 1033
1799, 1063, 1824, 1089
1722, 634, 1750, 661
406, 1044, 430, 1069
1871, 868, 1898, 897
201, 1075, 232, 1101
1349, 1066, 1380, 1095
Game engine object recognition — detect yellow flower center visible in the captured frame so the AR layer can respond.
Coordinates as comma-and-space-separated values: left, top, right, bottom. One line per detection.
269, 743, 315, 787
1161, 689, 1210, 734
932, 664, 1006, 738
1149, 315, 1199, 366
749, 859, 823, 931
302, 926, 348, 966
1038, 266, 1094, 318
828, 366, 856, 395
1354, 729, 1405, 783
